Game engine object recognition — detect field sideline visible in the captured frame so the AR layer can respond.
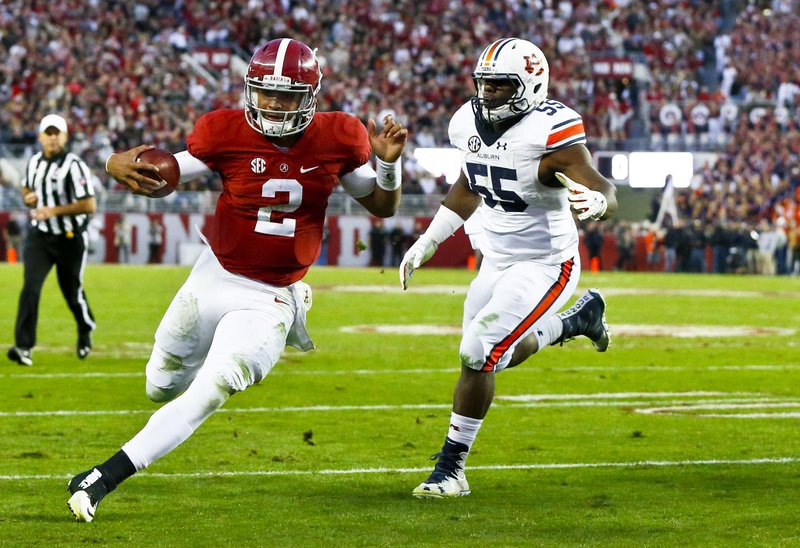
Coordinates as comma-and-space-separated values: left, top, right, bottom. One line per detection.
1, 263, 799, 546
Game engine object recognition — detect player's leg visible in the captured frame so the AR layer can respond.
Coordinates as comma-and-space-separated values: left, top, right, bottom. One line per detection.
123, 303, 294, 467
67, 296, 295, 522
413, 259, 578, 498
143, 248, 229, 403
507, 257, 610, 365
412, 262, 500, 498
54, 232, 96, 359
9, 231, 54, 364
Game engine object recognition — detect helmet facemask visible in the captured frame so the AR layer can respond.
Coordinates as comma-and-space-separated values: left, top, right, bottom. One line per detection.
472, 74, 533, 125
244, 77, 318, 137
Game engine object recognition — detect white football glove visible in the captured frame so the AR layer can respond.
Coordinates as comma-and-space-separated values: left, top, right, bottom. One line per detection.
399, 236, 438, 290
555, 171, 608, 221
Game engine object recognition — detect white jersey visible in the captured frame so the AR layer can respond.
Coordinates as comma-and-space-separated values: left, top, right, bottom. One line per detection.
449, 99, 586, 267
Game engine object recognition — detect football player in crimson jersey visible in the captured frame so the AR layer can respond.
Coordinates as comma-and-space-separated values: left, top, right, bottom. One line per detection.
400, 38, 617, 498
66, 38, 407, 522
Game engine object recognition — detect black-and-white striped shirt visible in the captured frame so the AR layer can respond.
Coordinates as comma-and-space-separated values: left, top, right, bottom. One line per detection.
23, 151, 95, 235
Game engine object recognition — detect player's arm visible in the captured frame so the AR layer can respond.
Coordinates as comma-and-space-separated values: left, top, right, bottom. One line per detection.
346, 164, 401, 218
106, 145, 167, 195
441, 171, 482, 220
106, 146, 211, 196
399, 171, 481, 289
539, 143, 618, 221
30, 196, 96, 222
352, 115, 408, 217
174, 151, 212, 183
21, 187, 37, 207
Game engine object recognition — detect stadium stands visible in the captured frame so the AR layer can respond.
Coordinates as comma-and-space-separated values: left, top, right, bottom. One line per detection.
1, 0, 798, 272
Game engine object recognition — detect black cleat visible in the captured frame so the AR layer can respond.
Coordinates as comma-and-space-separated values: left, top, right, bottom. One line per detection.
7, 346, 33, 366
556, 289, 610, 351
67, 468, 109, 522
77, 332, 92, 360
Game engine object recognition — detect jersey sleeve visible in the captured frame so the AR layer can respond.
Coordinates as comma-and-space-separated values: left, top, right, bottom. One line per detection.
447, 103, 473, 151
22, 155, 37, 190
335, 114, 371, 176
186, 111, 223, 171
545, 109, 587, 151
68, 156, 95, 199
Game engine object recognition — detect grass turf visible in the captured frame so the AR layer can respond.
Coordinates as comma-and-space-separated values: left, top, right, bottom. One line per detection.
1, 264, 799, 546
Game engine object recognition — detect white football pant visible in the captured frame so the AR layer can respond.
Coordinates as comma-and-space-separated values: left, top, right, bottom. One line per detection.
122, 246, 312, 470
460, 256, 580, 372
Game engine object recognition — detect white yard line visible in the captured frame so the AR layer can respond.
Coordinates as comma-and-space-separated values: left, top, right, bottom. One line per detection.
340, 323, 796, 337
3, 456, 799, 482
2, 395, 799, 418
4, 363, 800, 380
636, 401, 800, 418
323, 285, 800, 299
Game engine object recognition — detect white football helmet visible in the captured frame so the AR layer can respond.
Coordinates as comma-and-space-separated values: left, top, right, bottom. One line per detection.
471, 38, 549, 125
244, 38, 322, 137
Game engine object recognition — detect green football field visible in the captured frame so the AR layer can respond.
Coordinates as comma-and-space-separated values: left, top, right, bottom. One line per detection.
1, 263, 799, 546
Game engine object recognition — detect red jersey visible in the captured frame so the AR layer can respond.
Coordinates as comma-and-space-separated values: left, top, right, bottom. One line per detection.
187, 109, 370, 285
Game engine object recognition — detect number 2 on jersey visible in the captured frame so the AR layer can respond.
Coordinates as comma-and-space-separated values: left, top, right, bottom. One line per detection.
255, 178, 303, 237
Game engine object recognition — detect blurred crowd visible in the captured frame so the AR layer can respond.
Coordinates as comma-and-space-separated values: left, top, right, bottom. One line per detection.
1, 0, 800, 273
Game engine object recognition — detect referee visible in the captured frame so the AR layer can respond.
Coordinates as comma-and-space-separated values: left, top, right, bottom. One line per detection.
7, 114, 97, 367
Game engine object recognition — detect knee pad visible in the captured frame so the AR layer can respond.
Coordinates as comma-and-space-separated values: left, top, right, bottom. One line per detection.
460, 321, 514, 372
458, 334, 488, 370
146, 380, 180, 403
203, 355, 256, 393
145, 344, 197, 402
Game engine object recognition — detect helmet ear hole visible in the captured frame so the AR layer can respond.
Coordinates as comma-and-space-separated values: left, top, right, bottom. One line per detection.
533, 84, 542, 95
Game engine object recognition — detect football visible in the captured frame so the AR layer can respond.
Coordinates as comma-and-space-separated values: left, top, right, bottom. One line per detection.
136, 148, 180, 198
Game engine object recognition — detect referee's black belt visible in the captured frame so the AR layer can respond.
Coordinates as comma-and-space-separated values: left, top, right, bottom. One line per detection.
34, 229, 84, 240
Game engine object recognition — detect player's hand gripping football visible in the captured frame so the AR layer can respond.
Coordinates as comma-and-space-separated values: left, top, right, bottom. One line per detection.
399, 236, 437, 290
555, 171, 608, 221
368, 115, 408, 163
106, 145, 167, 196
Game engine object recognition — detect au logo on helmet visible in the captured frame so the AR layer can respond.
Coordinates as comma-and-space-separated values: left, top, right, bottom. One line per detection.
524, 55, 544, 76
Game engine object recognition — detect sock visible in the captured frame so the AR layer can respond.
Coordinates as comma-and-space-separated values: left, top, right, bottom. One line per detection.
96, 450, 137, 492
534, 315, 565, 348
446, 412, 483, 450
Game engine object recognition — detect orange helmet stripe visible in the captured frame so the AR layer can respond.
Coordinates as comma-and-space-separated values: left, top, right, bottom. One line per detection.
480, 38, 514, 68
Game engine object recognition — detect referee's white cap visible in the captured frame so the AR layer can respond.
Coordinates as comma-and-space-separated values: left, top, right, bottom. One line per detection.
39, 114, 68, 134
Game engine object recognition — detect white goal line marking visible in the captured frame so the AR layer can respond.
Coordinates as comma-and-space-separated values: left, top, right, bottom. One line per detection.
3, 456, 799, 482
3, 364, 799, 380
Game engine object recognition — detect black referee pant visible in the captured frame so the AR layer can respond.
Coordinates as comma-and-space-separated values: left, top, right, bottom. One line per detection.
14, 229, 96, 349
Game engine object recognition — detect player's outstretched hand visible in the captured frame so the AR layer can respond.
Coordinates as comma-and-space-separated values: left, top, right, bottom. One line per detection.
368, 115, 408, 163
106, 145, 167, 196
555, 171, 608, 221
399, 236, 437, 290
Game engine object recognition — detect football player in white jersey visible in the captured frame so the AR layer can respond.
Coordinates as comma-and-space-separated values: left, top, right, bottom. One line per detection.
400, 38, 618, 498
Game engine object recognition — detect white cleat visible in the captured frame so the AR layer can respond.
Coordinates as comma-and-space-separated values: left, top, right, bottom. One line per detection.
412, 471, 471, 498
66, 467, 107, 522
67, 491, 97, 522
